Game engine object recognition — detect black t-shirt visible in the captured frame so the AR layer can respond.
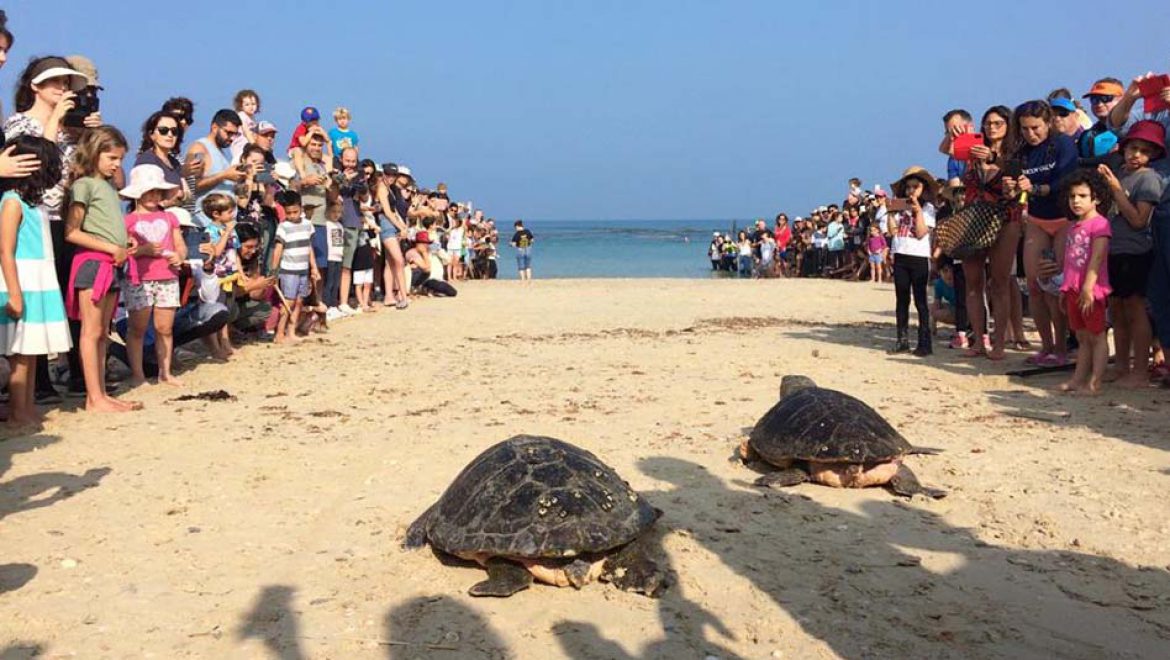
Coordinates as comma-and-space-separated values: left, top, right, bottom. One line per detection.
511, 228, 534, 247
352, 241, 374, 271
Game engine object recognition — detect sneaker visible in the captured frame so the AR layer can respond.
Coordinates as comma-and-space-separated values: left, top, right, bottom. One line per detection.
338, 304, 357, 317
949, 332, 967, 350
326, 307, 343, 322
395, 299, 409, 310
35, 388, 63, 405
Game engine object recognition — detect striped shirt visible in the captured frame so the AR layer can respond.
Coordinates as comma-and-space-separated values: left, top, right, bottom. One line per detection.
275, 219, 314, 275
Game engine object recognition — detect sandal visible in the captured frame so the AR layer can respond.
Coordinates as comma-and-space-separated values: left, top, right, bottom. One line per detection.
1024, 352, 1050, 366
1013, 340, 1033, 351
1040, 353, 1068, 368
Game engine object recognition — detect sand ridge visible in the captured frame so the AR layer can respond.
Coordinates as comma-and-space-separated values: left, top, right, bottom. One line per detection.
1, 278, 1168, 658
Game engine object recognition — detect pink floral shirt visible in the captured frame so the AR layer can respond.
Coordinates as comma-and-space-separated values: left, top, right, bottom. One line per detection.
1060, 214, 1111, 300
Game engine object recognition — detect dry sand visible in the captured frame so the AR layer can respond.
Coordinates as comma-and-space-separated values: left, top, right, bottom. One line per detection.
2, 278, 1169, 659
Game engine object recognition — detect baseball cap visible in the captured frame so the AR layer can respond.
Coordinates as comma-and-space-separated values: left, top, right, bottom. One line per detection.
1083, 80, 1124, 98
415, 231, 431, 244
28, 57, 87, 90
256, 120, 277, 135
1050, 97, 1076, 113
300, 106, 320, 122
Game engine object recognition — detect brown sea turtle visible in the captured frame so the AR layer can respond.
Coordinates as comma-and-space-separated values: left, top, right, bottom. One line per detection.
739, 375, 945, 498
404, 435, 666, 597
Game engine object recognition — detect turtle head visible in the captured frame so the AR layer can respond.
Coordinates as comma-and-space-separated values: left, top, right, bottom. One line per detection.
780, 375, 817, 399
564, 559, 594, 589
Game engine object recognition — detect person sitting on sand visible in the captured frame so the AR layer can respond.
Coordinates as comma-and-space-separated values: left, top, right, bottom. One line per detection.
929, 262, 958, 337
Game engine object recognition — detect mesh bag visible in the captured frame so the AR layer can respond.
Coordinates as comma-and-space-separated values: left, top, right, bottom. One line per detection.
935, 201, 1008, 259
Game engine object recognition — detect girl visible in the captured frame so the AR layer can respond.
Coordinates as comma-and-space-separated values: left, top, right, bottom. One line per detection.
866, 224, 887, 283
1099, 121, 1164, 388
121, 164, 185, 387
1058, 169, 1113, 395
65, 126, 141, 413
1003, 100, 1078, 367
887, 166, 939, 356
0, 136, 69, 426
231, 89, 260, 158
446, 217, 464, 281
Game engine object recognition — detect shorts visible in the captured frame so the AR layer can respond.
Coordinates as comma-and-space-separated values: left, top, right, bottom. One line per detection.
1029, 216, 1068, 238
1063, 290, 1107, 334
341, 226, 360, 269
516, 247, 532, 270
378, 216, 400, 242
311, 224, 329, 269
125, 279, 181, 311
72, 259, 122, 292
354, 269, 374, 285
868, 253, 884, 265
278, 273, 311, 301
1107, 252, 1153, 299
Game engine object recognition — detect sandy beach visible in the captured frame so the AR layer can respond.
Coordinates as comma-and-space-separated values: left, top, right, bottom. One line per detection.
2, 278, 1168, 659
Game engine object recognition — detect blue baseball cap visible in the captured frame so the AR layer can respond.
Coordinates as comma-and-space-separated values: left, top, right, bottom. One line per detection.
300, 106, 320, 122
1049, 97, 1076, 113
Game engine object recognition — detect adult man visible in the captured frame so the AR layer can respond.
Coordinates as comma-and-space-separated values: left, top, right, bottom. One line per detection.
187, 109, 247, 226
252, 120, 278, 165
334, 148, 365, 314
750, 218, 769, 260
297, 133, 333, 277
510, 219, 535, 280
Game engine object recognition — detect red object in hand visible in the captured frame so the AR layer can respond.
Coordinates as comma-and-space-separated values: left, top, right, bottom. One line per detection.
952, 133, 984, 161
1138, 75, 1170, 114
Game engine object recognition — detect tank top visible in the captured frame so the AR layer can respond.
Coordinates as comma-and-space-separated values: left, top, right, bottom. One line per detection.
193, 136, 234, 227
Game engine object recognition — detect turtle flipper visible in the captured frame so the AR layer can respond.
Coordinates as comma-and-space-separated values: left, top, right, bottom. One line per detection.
907, 446, 943, 455
888, 465, 946, 499
753, 468, 809, 489
402, 503, 436, 549
600, 539, 667, 598
468, 559, 533, 597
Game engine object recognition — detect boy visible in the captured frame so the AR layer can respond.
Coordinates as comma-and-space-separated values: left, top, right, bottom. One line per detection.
329, 107, 360, 156
269, 191, 320, 344
511, 219, 535, 281
323, 202, 345, 318
202, 193, 240, 358
930, 262, 958, 336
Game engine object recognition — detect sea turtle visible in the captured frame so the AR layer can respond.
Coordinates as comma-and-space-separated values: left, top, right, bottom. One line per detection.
739, 375, 946, 498
404, 434, 666, 597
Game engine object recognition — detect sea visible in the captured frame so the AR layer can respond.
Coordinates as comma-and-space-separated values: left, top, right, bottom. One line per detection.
492, 219, 751, 279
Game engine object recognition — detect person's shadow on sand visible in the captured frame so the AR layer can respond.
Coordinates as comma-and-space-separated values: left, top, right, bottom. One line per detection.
383, 595, 509, 660
238, 585, 305, 660
618, 456, 1170, 659
0, 434, 111, 522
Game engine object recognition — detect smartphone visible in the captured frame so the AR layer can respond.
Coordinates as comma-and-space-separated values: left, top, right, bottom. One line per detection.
887, 198, 911, 212
1003, 160, 1023, 178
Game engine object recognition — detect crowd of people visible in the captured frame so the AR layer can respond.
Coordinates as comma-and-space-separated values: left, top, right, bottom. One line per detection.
712, 72, 1170, 393
0, 11, 514, 425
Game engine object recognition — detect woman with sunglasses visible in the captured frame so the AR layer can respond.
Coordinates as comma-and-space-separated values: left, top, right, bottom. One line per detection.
134, 110, 191, 208
1004, 100, 1079, 367
959, 105, 1027, 360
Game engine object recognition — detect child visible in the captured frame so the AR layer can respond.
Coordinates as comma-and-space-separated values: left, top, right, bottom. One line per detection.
866, 224, 887, 282
288, 106, 328, 179
351, 225, 376, 311
0, 136, 70, 426
231, 89, 261, 161
269, 191, 320, 344
758, 231, 776, 278
930, 262, 958, 336
202, 193, 239, 358
323, 202, 344, 317
1098, 121, 1165, 388
1058, 169, 1113, 395
811, 222, 828, 275
121, 164, 186, 386
329, 107, 360, 156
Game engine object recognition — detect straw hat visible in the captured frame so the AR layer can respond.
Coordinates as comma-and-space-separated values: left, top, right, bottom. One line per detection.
891, 166, 940, 200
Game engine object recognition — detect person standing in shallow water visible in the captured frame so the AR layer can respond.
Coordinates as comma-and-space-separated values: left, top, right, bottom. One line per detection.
511, 219, 534, 281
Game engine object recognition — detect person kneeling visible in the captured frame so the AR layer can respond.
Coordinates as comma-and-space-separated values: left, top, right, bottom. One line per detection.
404, 231, 457, 297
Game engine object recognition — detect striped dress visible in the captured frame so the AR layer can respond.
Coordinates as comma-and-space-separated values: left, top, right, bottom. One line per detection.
0, 191, 72, 355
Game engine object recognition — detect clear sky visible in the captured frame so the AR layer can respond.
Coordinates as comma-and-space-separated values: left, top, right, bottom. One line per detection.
8, 1, 1170, 220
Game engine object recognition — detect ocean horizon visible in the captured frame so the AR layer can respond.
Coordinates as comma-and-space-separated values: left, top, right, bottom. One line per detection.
491, 218, 759, 279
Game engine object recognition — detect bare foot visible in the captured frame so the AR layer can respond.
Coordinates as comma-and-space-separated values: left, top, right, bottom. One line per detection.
1101, 367, 1128, 383
157, 375, 184, 387
1075, 383, 1102, 396
111, 397, 144, 411
86, 397, 132, 413
1057, 380, 1083, 393
128, 377, 149, 388
1117, 372, 1149, 389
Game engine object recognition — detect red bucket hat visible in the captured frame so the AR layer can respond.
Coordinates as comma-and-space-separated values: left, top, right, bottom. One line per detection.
1120, 120, 1167, 160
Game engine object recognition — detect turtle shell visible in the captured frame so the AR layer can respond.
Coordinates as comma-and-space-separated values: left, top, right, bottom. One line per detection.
414, 435, 657, 559
749, 386, 911, 465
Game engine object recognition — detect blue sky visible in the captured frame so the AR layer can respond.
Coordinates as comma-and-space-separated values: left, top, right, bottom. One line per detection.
8, 1, 1170, 220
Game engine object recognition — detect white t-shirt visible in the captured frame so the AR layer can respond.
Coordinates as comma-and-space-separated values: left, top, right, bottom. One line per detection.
447, 227, 464, 252
890, 203, 936, 258
326, 219, 344, 263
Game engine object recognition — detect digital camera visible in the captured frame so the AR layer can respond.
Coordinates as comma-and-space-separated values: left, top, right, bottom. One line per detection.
63, 85, 101, 129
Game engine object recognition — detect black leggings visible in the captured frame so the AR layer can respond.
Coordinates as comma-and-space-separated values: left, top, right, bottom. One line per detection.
36, 221, 83, 392
893, 253, 930, 336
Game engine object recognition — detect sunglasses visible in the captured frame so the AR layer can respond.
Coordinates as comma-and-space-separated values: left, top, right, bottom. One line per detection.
1088, 94, 1116, 105
156, 126, 179, 136
1052, 108, 1072, 118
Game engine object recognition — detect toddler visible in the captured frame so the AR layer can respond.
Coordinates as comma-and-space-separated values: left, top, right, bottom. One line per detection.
1058, 169, 1113, 395
270, 191, 320, 344
866, 224, 887, 282
202, 193, 240, 358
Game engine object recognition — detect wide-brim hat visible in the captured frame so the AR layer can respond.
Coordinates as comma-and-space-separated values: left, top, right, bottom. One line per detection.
119, 164, 178, 199
1120, 120, 1167, 159
892, 166, 940, 199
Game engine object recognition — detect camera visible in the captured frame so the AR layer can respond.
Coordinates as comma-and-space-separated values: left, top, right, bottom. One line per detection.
63, 85, 101, 129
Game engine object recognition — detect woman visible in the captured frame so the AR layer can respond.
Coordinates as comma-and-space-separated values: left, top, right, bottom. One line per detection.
0, 13, 43, 179
773, 214, 791, 276
887, 166, 939, 356
231, 222, 276, 335
1004, 100, 1078, 367
4, 56, 101, 401
134, 110, 190, 207
958, 105, 1026, 360
735, 230, 753, 277
375, 165, 411, 309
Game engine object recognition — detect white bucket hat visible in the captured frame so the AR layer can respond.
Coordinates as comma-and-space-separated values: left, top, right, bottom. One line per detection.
120, 164, 178, 199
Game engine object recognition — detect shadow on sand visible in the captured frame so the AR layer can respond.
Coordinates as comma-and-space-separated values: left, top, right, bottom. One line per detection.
238, 585, 306, 660
0, 433, 111, 522
384, 595, 510, 659
623, 456, 1169, 658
